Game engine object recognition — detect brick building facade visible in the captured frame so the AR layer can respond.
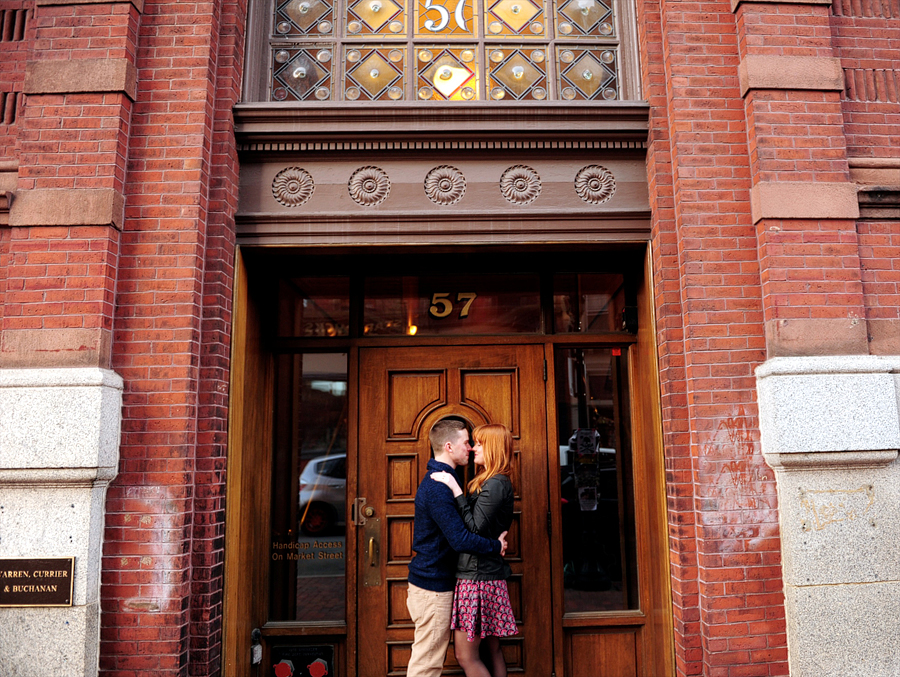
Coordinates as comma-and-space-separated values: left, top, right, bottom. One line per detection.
0, 0, 897, 674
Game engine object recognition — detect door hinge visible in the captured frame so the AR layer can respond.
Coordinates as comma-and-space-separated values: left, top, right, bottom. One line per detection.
543, 359, 547, 382
250, 628, 262, 666
547, 510, 552, 536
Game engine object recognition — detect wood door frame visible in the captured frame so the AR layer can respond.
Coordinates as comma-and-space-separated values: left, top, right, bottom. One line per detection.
222, 243, 674, 676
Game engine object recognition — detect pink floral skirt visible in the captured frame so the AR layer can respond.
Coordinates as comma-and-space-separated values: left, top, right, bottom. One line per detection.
450, 579, 518, 642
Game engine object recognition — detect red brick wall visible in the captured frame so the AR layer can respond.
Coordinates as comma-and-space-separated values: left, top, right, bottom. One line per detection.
858, 220, 900, 354
0, 1, 30, 160
101, 0, 246, 673
1, 225, 119, 333
637, 0, 787, 672
832, 0, 900, 159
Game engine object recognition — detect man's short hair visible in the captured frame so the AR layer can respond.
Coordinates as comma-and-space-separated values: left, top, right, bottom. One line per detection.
429, 418, 467, 455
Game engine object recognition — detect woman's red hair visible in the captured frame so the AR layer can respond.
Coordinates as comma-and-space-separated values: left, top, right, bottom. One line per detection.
467, 423, 514, 494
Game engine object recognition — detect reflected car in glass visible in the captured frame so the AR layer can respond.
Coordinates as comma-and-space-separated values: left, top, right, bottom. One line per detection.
299, 454, 347, 536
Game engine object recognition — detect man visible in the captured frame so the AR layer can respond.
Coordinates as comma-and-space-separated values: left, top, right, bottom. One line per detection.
406, 418, 508, 677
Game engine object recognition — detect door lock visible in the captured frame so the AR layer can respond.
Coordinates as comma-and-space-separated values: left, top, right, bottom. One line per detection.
351, 497, 368, 526
363, 506, 375, 518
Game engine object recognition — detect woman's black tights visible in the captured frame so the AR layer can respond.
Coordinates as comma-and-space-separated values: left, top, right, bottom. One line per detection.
454, 630, 507, 677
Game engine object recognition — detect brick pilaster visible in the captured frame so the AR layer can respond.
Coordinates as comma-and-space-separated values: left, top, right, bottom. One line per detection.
735, 0, 869, 357
643, 0, 788, 674
2, 0, 139, 369
101, 0, 245, 673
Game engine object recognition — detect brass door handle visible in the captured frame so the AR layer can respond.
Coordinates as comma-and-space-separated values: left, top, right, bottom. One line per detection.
362, 517, 381, 587
368, 537, 378, 566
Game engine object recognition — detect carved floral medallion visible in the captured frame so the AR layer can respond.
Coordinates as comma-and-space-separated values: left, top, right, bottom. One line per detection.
424, 165, 466, 205
574, 165, 616, 204
272, 166, 315, 207
500, 165, 541, 205
349, 166, 391, 206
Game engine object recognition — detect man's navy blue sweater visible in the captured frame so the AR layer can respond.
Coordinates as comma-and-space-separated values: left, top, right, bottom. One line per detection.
407, 458, 501, 592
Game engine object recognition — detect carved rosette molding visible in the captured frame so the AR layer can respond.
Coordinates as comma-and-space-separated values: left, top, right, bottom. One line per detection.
349, 166, 391, 207
500, 165, 541, 205
575, 165, 616, 204
272, 167, 315, 207
424, 166, 466, 206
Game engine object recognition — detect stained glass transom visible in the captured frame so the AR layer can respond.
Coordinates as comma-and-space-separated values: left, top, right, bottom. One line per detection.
268, 0, 620, 101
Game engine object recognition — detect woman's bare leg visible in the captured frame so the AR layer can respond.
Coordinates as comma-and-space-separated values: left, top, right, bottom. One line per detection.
482, 636, 507, 677
453, 629, 491, 677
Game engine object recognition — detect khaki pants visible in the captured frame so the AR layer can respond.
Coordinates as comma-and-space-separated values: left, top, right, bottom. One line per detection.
406, 583, 454, 677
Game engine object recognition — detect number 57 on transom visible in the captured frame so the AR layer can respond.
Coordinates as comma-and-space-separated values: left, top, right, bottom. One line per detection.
416, 0, 476, 36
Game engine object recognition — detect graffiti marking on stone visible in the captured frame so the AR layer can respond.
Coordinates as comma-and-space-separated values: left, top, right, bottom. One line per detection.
799, 486, 875, 532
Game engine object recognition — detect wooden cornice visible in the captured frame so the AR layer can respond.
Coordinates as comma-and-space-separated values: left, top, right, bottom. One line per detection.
232, 102, 650, 149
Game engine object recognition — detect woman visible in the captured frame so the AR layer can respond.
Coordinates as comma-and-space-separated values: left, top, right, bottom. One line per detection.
432, 423, 517, 677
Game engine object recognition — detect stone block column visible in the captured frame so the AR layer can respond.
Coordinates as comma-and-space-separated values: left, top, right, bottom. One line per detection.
0, 368, 123, 676
757, 356, 900, 675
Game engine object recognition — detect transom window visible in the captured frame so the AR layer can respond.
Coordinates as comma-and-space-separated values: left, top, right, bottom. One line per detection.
265, 0, 627, 101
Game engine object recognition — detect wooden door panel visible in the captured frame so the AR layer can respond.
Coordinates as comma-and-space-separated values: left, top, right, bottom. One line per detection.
567, 630, 639, 677
460, 370, 517, 433
387, 517, 415, 562
387, 455, 419, 501
387, 370, 446, 438
358, 345, 552, 676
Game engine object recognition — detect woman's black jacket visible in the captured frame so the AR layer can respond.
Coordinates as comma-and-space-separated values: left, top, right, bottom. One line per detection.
454, 474, 513, 581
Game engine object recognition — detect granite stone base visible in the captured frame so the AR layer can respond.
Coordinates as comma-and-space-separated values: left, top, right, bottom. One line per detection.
0, 368, 122, 677
0, 604, 99, 677
784, 581, 900, 676
758, 356, 900, 677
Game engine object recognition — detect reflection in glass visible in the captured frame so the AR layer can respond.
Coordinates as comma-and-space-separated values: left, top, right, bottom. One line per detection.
277, 277, 350, 337
416, 46, 480, 100
555, 347, 637, 612
270, 353, 348, 622
553, 273, 624, 333
364, 274, 541, 335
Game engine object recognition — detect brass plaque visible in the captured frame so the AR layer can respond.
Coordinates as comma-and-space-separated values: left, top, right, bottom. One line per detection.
0, 557, 74, 607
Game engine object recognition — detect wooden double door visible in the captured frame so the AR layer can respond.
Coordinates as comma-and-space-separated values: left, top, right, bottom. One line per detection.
357, 344, 552, 675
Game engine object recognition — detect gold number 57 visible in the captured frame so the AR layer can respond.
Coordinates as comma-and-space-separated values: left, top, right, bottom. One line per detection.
429, 292, 477, 318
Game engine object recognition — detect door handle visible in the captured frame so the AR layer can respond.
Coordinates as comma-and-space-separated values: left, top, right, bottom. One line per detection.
362, 517, 381, 587
368, 537, 378, 566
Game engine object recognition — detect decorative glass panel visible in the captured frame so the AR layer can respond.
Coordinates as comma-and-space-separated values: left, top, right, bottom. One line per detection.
484, 0, 546, 37
416, 46, 479, 100
557, 46, 618, 100
272, 45, 334, 101
555, 0, 614, 38
275, 0, 335, 36
268, 0, 623, 100
415, 0, 476, 37
364, 274, 541, 335
344, 46, 407, 100
486, 46, 548, 100
345, 0, 406, 36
